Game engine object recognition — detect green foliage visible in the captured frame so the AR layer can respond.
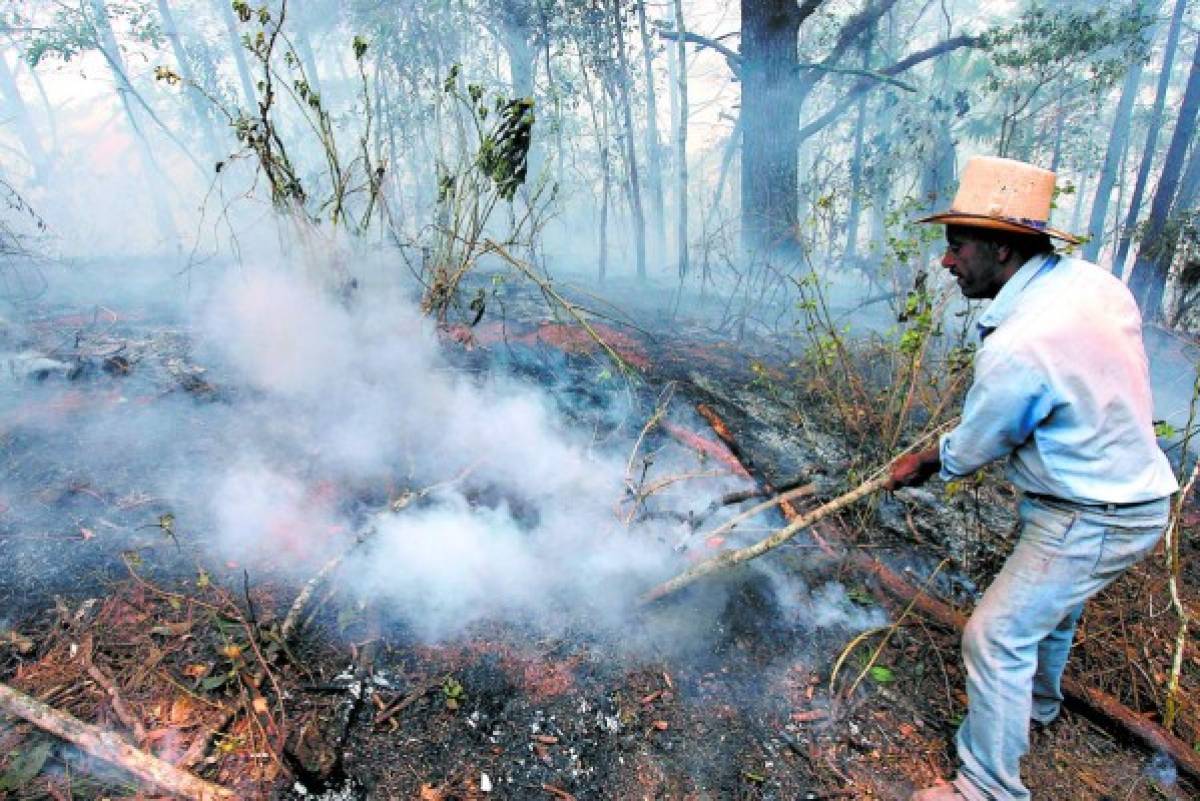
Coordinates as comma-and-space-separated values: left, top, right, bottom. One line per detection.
0, 740, 53, 791
977, 2, 1156, 156
26, 1, 163, 67
868, 665, 895, 684
984, 3, 1155, 90
442, 677, 467, 710
421, 64, 545, 319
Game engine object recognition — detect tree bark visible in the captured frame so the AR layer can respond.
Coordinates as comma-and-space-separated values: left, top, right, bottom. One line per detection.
0, 54, 50, 182
213, 0, 259, 109
740, 0, 812, 251
1128, 33, 1200, 319
610, 0, 647, 280
1114, 0, 1188, 277
155, 0, 221, 158
636, 0, 665, 265
672, 0, 689, 279
1084, 59, 1144, 263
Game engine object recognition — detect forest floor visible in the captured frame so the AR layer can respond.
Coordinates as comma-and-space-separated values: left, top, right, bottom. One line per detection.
0, 269, 1197, 800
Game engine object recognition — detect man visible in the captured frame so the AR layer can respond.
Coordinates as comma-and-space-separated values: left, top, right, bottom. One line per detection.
888, 156, 1179, 801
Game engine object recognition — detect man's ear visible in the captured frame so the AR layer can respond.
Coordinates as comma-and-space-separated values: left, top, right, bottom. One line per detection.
995, 243, 1015, 264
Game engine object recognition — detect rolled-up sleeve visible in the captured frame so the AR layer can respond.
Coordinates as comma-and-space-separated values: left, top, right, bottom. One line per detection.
939, 347, 1057, 480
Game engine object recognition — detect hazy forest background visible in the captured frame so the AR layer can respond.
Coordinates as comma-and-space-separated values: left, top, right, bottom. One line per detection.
3, 0, 1200, 327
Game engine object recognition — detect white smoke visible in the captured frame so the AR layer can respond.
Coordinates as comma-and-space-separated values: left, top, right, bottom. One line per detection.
175, 263, 885, 645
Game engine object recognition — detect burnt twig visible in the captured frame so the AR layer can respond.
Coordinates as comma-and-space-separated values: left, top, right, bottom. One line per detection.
0, 681, 235, 800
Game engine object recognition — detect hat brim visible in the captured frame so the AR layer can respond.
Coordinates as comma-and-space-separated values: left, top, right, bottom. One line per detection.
916, 211, 1082, 245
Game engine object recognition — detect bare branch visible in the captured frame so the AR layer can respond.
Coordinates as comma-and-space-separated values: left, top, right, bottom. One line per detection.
798, 34, 981, 142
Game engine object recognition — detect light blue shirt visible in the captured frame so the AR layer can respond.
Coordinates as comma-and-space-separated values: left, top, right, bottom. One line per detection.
939, 252, 1178, 504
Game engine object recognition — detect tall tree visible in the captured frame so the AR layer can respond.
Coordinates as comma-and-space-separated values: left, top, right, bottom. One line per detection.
1082, 56, 1145, 263
87, 0, 180, 241
1113, 0, 1188, 276
671, 0, 688, 278
636, 0, 664, 265
155, 0, 221, 158
1083, 0, 1161, 264
0, 54, 50, 182
1128, 33, 1200, 319
609, 0, 646, 280
842, 30, 873, 264
739, 0, 813, 250
213, 0, 258, 109
497, 0, 537, 99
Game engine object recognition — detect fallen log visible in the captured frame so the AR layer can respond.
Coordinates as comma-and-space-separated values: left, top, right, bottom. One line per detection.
640, 475, 889, 603
0, 680, 235, 800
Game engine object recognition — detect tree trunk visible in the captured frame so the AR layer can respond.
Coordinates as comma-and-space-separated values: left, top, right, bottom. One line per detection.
213, 0, 259, 109
740, 0, 803, 251
291, 21, 323, 99
672, 0, 689, 279
497, 0, 543, 187
611, 0, 647, 280
1084, 58, 1144, 263
89, 0, 179, 243
1114, 0, 1188, 277
842, 32, 873, 264
637, 0, 665, 266
579, 41, 610, 282
1084, 0, 1160, 264
155, 0, 221, 158
0, 54, 50, 182
1128, 33, 1200, 319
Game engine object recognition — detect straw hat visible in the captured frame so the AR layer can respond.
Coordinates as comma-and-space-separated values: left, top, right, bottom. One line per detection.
918, 156, 1081, 244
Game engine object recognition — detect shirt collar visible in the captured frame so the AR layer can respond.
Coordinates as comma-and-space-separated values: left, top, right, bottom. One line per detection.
976, 251, 1060, 339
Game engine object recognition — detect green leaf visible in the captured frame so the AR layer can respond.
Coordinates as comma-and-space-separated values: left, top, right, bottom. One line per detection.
847, 587, 874, 606
199, 673, 229, 691
868, 666, 895, 684
0, 740, 53, 790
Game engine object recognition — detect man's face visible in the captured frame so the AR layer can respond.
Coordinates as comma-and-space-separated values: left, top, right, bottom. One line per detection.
940, 228, 1008, 300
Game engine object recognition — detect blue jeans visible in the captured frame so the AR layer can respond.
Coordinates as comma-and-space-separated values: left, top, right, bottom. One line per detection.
952, 495, 1169, 801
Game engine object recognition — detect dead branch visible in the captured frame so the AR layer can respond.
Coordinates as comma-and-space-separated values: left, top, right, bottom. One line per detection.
674, 482, 817, 553
640, 475, 888, 603
374, 674, 445, 729
0, 680, 235, 800
484, 240, 637, 375
80, 636, 147, 744
625, 382, 676, 482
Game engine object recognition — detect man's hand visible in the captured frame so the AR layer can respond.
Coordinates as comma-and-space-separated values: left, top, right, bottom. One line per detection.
886, 447, 942, 491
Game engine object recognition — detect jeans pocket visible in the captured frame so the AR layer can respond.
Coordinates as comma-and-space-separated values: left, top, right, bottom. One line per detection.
1022, 501, 1080, 546
1092, 524, 1165, 579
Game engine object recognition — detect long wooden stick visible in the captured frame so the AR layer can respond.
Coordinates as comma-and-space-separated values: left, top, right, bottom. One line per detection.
673, 481, 816, 553
0, 681, 235, 800
640, 475, 890, 604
